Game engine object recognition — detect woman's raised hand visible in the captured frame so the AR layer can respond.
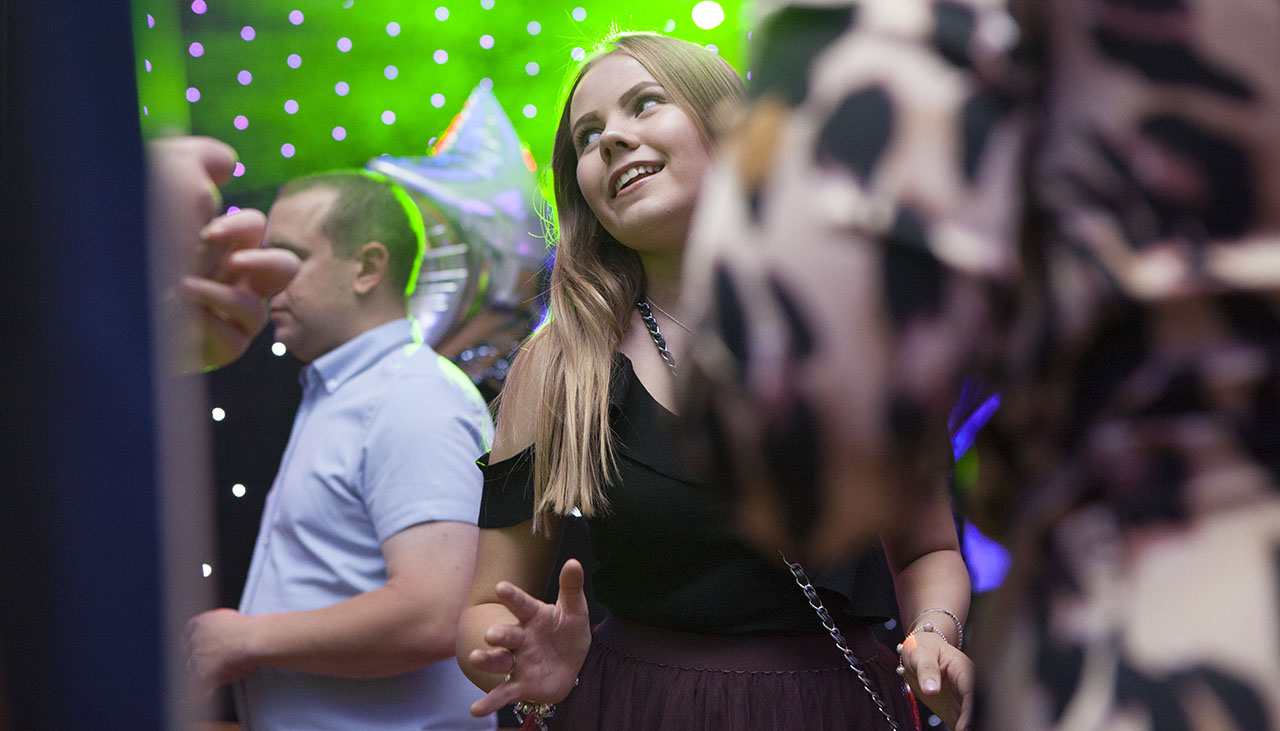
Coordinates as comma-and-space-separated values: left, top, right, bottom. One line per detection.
898, 632, 974, 731
468, 559, 592, 717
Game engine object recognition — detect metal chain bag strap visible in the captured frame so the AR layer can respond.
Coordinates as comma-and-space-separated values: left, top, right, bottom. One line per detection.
637, 302, 903, 731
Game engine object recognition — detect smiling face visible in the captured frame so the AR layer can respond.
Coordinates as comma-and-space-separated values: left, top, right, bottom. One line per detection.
569, 53, 715, 255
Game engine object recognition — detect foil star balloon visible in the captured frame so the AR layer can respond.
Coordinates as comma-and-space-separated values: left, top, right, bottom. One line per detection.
367, 85, 548, 397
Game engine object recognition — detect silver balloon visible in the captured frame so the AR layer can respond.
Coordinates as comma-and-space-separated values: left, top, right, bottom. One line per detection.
367, 85, 548, 396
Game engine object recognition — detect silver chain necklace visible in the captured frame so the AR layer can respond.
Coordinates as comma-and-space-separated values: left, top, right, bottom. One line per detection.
645, 297, 694, 334
634, 301, 902, 730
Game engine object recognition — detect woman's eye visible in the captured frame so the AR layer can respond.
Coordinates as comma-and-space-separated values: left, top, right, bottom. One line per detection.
637, 97, 660, 113
578, 129, 601, 149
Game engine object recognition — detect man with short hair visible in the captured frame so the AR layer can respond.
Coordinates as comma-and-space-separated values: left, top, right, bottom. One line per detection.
184, 171, 495, 730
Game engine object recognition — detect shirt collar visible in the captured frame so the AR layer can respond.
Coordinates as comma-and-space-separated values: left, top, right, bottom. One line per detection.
301, 318, 420, 394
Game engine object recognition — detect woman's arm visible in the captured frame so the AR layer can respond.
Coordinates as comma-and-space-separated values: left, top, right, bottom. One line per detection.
456, 519, 562, 692
882, 473, 973, 731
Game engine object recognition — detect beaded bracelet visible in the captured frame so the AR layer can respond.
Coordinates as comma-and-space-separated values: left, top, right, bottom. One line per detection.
514, 701, 555, 731
894, 621, 953, 676
911, 607, 965, 650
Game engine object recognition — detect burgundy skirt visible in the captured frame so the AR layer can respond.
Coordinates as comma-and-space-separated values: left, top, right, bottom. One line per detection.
549, 616, 919, 731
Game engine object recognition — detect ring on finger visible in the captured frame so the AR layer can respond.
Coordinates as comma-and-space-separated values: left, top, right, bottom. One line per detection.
503, 650, 516, 683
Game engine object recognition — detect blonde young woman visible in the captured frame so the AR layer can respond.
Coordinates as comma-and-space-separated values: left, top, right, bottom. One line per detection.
455, 33, 973, 730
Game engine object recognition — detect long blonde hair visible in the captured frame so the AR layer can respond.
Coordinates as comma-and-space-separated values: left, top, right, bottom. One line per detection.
500, 33, 744, 530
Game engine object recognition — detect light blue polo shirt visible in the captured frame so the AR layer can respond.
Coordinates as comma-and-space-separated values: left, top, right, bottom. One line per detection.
236, 318, 495, 730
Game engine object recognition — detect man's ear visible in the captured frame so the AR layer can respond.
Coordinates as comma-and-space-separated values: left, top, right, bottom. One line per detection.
352, 241, 389, 295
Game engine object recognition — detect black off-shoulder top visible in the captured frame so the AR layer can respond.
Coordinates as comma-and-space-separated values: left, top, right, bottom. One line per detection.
479, 353, 896, 635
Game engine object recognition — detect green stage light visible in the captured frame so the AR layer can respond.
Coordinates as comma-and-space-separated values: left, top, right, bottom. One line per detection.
133, 0, 747, 212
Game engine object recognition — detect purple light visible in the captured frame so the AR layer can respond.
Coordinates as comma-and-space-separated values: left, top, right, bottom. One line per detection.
226, 206, 242, 214
186, 87, 201, 103
233, 162, 246, 177
188, 42, 204, 57
190, 0, 207, 14
287, 53, 302, 68
284, 99, 299, 114
241, 26, 256, 41
237, 70, 253, 85
281, 143, 296, 158
233, 115, 249, 130
289, 9, 304, 24
337, 37, 352, 52
146, 14, 155, 28
144, 59, 152, 72
142, 106, 149, 116
332, 126, 347, 141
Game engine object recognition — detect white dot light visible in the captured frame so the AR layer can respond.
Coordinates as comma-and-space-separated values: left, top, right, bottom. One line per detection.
706, 44, 719, 54
287, 53, 302, 68
335, 81, 350, 96
211, 407, 226, 422
433, 49, 448, 64
572, 7, 586, 21
284, 99, 299, 114
664, 18, 677, 32
237, 70, 253, 85
147, 13, 155, 27
525, 61, 539, 76
381, 110, 396, 124
188, 42, 204, 57
691, 1, 725, 30
289, 9, 304, 24
430, 93, 446, 108
478, 77, 493, 90
522, 104, 536, 118
144, 59, 152, 72
201, 563, 213, 577
241, 26, 256, 41
191, 0, 207, 14
186, 87, 201, 102
384, 65, 399, 79
479, 34, 494, 49
233, 162, 246, 177
435, 6, 449, 21
231, 483, 247, 498
234, 115, 249, 130
527, 20, 541, 35
271, 341, 287, 356
332, 126, 346, 140
480, 0, 494, 8
386, 21, 400, 36
281, 143, 296, 158
571, 47, 585, 61
337, 37, 353, 52
142, 106, 149, 116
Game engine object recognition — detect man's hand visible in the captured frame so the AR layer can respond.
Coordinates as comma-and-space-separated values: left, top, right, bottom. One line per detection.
182, 608, 259, 700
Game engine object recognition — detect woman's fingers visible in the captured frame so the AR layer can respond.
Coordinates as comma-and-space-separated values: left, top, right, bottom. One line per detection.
468, 646, 517, 675
494, 580, 545, 624
469, 678, 520, 717
556, 559, 589, 615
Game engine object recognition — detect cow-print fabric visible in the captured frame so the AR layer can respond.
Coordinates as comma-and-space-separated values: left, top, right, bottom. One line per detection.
681, 0, 1280, 726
